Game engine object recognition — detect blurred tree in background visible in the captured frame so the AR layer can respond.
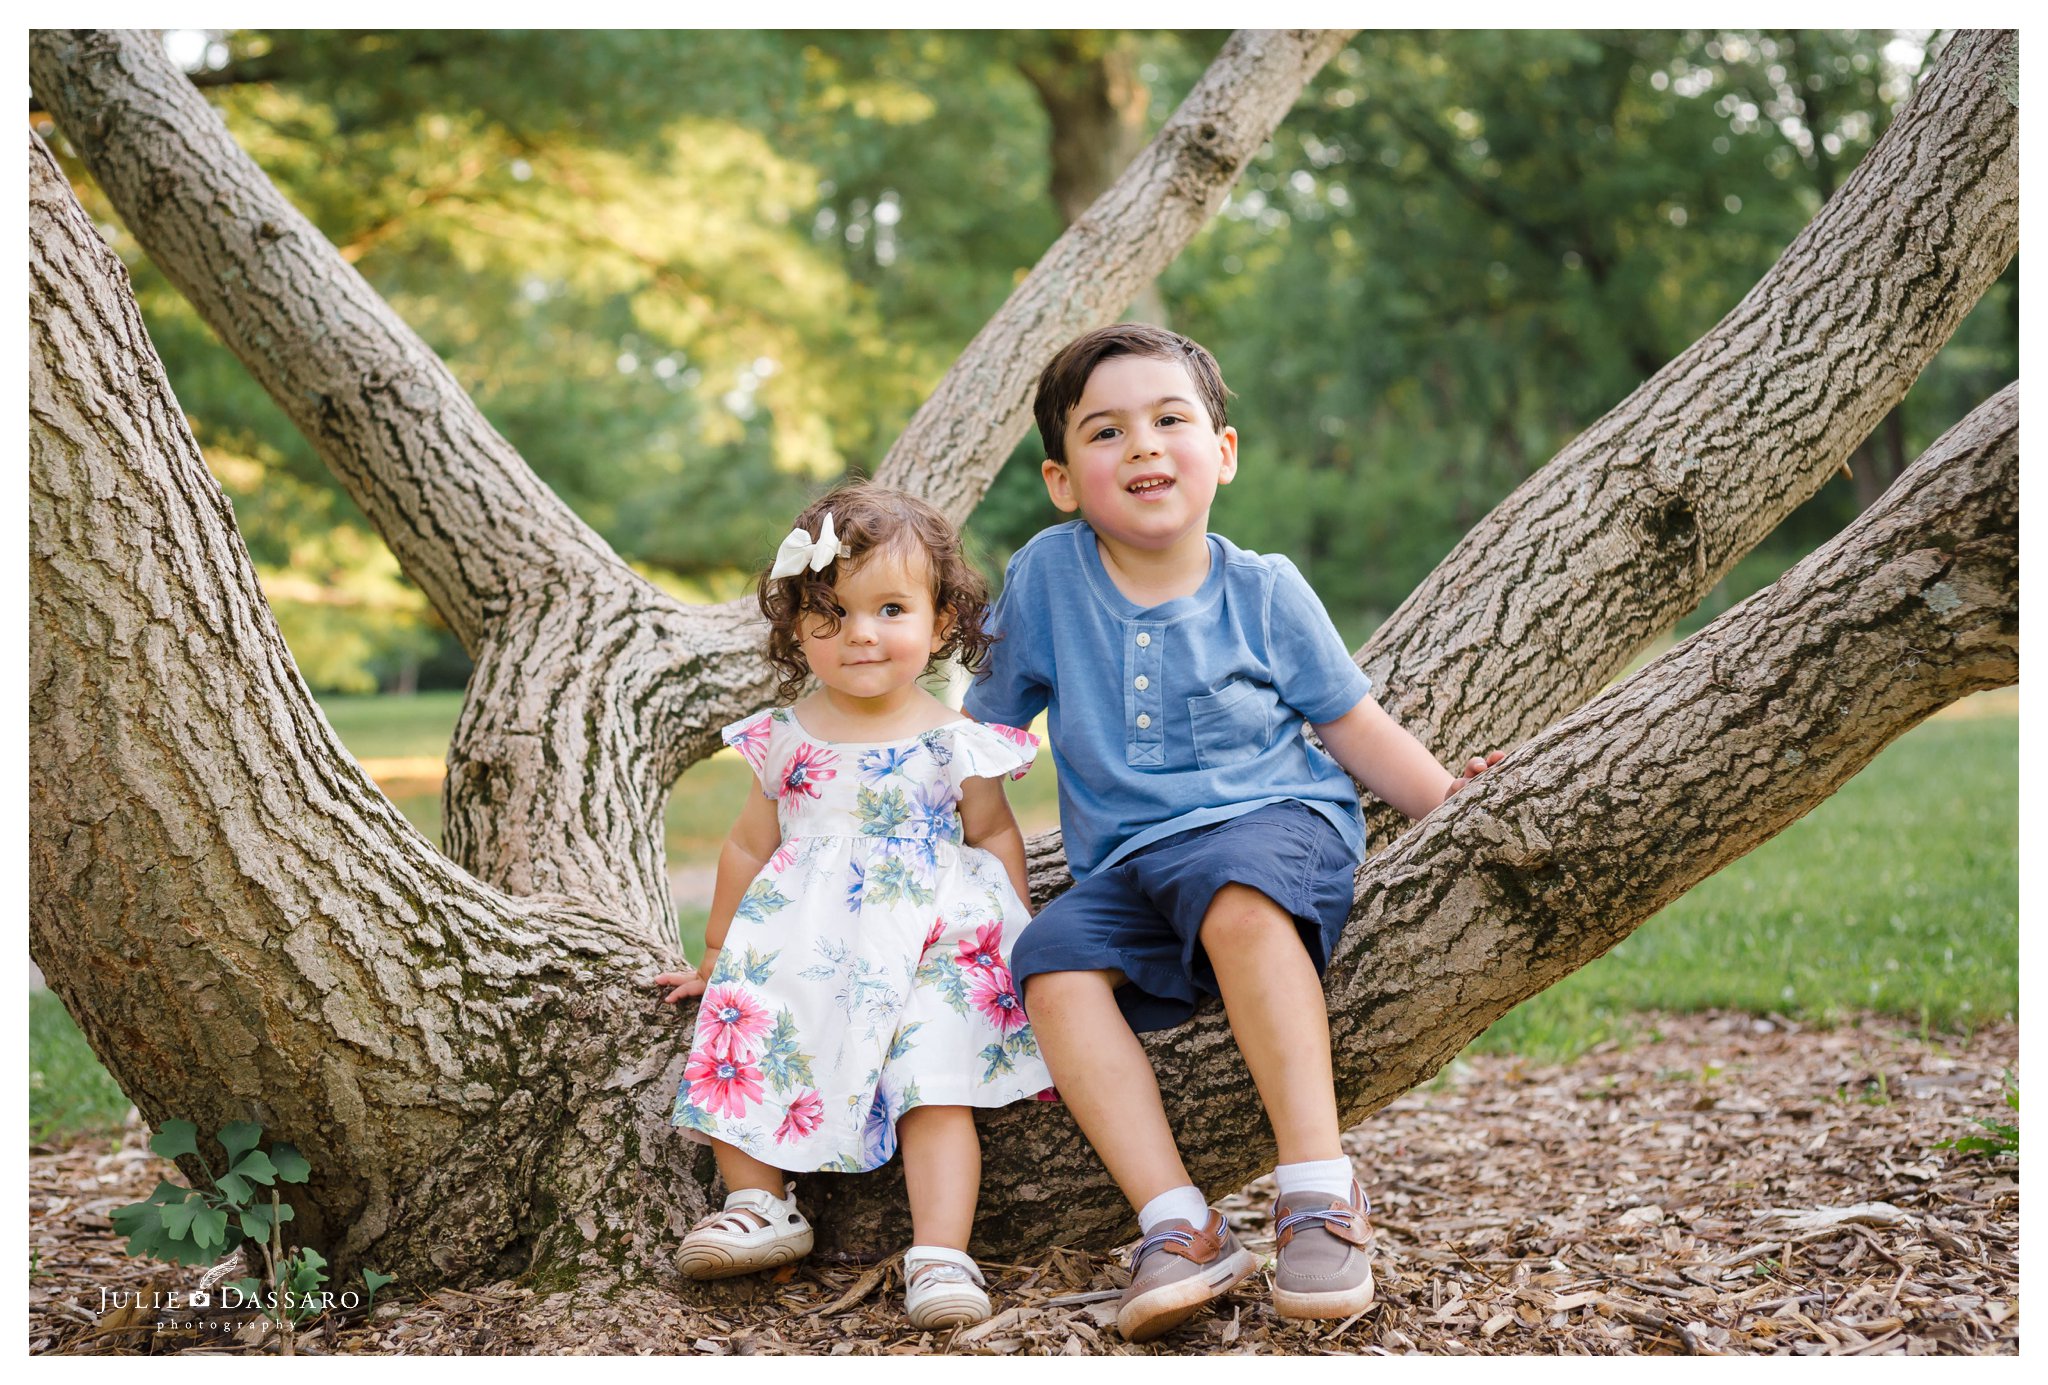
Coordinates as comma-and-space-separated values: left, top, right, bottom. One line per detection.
37, 28, 2013, 689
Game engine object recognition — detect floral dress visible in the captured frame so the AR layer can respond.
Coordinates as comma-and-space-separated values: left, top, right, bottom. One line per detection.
672, 708, 1053, 1172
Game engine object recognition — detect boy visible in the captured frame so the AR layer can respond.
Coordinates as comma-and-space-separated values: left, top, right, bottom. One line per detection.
964, 324, 1501, 1342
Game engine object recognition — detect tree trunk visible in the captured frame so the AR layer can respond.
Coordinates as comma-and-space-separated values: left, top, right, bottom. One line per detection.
1014, 32, 1171, 325
28, 133, 707, 1286
28, 28, 2018, 1277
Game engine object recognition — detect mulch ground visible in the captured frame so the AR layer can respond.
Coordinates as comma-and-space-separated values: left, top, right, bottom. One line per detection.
29, 1010, 2017, 1356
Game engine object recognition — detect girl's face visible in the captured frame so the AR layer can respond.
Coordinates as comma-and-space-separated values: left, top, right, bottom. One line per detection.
799, 544, 949, 704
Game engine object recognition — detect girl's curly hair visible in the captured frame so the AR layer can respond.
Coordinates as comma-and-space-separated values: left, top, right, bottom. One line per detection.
760, 482, 995, 703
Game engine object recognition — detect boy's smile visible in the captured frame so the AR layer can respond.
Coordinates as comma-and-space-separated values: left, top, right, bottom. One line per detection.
1042, 354, 1238, 575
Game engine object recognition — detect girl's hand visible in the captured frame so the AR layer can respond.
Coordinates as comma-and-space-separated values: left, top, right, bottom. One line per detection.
654, 958, 711, 1005
1444, 749, 1507, 800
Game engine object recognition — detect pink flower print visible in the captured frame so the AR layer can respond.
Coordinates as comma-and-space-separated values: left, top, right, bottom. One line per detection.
983, 722, 1038, 779
694, 984, 773, 1060
769, 841, 800, 874
921, 917, 946, 958
1034, 1086, 1061, 1103
774, 1090, 825, 1144
967, 964, 1028, 1036
727, 714, 773, 771
685, 1047, 765, 1120
986, 722, 1039, 751
780, 742, 839, 799
954, 921, 1006, 975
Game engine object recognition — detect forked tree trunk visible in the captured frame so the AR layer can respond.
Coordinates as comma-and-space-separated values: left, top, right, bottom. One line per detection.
28, 28, 2017, 1278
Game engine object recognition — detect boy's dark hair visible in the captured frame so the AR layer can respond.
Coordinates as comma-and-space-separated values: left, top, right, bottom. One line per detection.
1033, 323, 1232, 464
759, 481, 995, 702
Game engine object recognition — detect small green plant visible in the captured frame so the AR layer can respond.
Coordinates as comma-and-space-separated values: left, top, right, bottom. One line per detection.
109, 1119, 392, 1353
1936, 1073, 2019, 1158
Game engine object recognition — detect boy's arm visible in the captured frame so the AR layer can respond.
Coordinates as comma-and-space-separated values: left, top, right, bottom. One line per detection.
1312, 695, 1502, 821
959, 775, 1031, 911
654, 788, 781, 1003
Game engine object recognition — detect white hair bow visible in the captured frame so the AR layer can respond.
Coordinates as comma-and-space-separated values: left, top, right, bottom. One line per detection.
768, 513, 842, 580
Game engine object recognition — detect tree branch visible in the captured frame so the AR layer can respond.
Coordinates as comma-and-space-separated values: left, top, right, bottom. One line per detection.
29, 28, 636, 651
872, 29, 1356, 520
1350, 27, 2016, 842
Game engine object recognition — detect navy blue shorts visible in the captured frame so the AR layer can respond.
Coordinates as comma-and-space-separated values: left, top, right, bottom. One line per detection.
1010, 800, 1360, 1033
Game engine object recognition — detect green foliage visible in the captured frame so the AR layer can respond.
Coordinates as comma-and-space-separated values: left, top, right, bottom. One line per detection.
107, 1117, 390, 1335
1935, 1073, 2018, 1159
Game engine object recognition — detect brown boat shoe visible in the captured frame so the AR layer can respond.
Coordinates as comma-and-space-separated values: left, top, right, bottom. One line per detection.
1117, 1209, 1260, 1342
1271, 1179, 1376, 1319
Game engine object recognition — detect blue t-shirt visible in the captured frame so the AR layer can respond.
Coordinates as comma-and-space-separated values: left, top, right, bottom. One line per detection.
964, 520, 1374, 878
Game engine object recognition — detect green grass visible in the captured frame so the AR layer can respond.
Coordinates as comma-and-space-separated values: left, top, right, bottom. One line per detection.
1469, 713, 2018, 1061
29, 990, 133, 1143
317, 690, 468, 762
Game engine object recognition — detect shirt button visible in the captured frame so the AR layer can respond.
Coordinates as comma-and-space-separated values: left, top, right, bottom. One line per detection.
1136, 632, 1151, 647
1134, 675, 1149, 691
1136, 713, 1152, 729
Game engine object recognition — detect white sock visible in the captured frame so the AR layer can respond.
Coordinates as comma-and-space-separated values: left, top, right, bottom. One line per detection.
1137, 1185, 1210, 1234
1273, 1157, 1354, 1201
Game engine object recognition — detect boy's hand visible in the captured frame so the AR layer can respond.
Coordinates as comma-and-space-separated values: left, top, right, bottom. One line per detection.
1444, 750, 1507, 800
653, 949, 717, 1005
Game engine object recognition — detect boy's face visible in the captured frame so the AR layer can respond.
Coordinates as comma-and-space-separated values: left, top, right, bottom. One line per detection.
1041, 353, 1238, 554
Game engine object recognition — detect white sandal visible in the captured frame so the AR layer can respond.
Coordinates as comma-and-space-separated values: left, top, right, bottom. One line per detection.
678, 1185, 814, 1280
903, 1246, 992, 1329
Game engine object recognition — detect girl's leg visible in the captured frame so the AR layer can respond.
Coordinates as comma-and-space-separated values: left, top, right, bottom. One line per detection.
896, 1104, 980, 1249
710, 1137, 788, 1197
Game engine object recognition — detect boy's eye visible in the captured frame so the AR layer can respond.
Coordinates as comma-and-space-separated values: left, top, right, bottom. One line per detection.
1090, 426, 1121, 443
1156, 414, 1183, 427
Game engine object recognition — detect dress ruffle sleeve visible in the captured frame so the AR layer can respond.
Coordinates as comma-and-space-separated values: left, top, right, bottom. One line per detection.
943, 720, 1039, 786
720, 708, 787, 798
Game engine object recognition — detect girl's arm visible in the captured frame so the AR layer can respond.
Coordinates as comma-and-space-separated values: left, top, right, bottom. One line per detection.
654, 788, 782, 1004
1312, 695, 1503, 821
959, 776, 1031, 912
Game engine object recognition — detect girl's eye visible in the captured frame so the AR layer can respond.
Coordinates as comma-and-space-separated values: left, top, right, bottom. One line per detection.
881, 603, 905, 618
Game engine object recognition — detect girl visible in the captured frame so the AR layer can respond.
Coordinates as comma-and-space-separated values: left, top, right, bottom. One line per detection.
654, 482, 1050, 1330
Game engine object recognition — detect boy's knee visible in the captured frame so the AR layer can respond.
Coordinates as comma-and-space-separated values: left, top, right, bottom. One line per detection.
1198, 884, 1295, 954
1021, 967, 1117, 1019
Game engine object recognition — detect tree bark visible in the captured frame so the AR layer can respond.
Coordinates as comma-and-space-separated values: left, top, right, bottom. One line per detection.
28, 27, 2019, 1277
28, 131, 711, 1286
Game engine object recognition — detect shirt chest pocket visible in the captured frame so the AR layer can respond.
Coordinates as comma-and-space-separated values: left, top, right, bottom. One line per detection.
1187, 677, 1278, 770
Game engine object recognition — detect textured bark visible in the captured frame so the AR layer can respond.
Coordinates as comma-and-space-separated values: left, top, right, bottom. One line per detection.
27, 25, 2019, 1279
1349, 29, 2017, 846
29, 132, 711, 1285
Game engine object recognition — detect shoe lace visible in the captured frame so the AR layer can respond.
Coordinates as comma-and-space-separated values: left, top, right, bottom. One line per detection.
1130, 1226, 1196, 1270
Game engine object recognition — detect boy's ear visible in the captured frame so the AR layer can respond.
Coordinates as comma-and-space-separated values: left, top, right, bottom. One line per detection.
1216, 425, 1240, 487
1041, 457, 1081, 514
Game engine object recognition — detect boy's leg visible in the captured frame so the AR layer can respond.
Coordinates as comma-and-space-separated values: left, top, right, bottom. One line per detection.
1197, 883, 1342, 1163
1022, 967, 1193, 1209
1199, 880, 1374, 1319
